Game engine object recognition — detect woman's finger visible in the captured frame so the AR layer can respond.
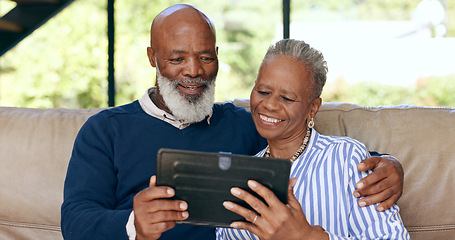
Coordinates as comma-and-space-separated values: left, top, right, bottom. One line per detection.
230, 184, 273, 217
246, 180, 284, 210
223, 200, 259, 224
224, 201, 265, 237
286, 178, 302, 210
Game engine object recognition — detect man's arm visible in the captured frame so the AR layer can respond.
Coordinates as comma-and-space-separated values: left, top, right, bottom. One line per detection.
354, 153, 404, 212
61, 115, 130, 239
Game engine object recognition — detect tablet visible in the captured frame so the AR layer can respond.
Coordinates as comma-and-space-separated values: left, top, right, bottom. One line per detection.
156, 148, 291, 228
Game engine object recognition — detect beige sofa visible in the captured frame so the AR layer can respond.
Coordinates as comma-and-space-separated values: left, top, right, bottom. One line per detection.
0, 100, 454, 239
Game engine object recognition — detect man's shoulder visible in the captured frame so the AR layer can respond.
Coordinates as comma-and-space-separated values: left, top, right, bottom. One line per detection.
213, 101, 250, 116
84, 101, 147, 127
93, 101, 142, 118
211, 102, 253, 125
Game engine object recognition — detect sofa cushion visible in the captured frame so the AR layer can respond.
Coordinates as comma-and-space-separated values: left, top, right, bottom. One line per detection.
0, 107, 102, 239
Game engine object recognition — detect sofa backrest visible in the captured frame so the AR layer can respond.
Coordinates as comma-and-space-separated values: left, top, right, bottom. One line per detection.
0, 107, 102, 239
1, 101, 454, 239
317, 103, 455, 239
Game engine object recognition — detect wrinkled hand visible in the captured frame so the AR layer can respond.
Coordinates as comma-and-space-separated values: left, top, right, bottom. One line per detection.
133, 176, 189, 240
224, 178, 328, 240
354, 156, 404, 212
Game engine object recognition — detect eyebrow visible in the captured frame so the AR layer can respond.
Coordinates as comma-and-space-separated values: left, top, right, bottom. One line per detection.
169, 49, 215, 55
281, 89, 298, 98
257, 83, 299, 99
170, 50, 186, 55
199, 49, 216, 54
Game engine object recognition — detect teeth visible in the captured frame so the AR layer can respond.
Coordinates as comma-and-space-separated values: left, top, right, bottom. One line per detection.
184, 86, 199, 90
260, 114, 281, 123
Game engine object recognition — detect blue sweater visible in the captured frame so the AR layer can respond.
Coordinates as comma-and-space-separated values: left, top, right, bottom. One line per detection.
61, 101, 267, 240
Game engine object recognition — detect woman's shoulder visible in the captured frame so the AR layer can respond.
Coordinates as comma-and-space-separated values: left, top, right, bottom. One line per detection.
315, 131, 367, 151
312, 130, 370, 164
304, 131, 370, 176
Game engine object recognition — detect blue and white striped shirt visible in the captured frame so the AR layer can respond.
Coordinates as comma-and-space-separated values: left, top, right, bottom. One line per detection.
216, 130, 410, 239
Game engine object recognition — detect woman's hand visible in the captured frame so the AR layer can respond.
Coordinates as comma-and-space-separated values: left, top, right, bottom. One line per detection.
223, 178, 329, 240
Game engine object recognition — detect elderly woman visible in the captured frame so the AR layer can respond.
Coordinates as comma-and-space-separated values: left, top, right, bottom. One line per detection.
216, 39, 409, 239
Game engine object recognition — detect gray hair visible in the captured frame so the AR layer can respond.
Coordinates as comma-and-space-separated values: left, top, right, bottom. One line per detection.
262, 39, 328, 98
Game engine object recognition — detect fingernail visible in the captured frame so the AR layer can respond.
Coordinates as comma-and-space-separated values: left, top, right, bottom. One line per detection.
150, 176, 156, 185
248, 180, 258, 188
230, 222, 240, 228
180, 202, 187, 210
231, 187, 241, 196
182, 211, 189, 218
359, 201, 366, 207
378, 206, 385, 212
356, 182, 364, 189
353, 192, 360, 198
290, 178, 297, 187
167, 188, 175, 195
223, 201, 234, 209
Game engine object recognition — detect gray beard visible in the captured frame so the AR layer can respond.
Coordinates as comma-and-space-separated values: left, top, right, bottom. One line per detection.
156, 68, 216, 123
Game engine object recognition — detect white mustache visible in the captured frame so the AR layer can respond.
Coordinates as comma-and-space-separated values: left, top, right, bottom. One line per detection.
173, 78, 210, 87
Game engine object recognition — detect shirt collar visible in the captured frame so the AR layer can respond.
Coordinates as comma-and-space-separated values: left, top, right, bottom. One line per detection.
138, 87, 213, 129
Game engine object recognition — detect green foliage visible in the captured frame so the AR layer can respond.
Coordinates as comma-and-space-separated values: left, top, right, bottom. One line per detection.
418, 75, 455, 106
291, 0, 422, 21
322, 75, 455, 107
0, 0, 454, 108
111, 0, 280, 106
0, 0, 107, 108
448, 1, 455, 37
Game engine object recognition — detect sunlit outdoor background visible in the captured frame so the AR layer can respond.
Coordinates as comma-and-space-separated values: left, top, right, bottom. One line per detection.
0, 0, 454, 108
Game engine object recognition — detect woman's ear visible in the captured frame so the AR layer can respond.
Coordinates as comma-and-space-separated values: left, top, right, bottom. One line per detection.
309, 97, 322, 119
147, 47, 156, 67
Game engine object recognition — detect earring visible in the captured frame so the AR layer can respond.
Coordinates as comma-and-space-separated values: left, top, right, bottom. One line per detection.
307, 117, 314, 129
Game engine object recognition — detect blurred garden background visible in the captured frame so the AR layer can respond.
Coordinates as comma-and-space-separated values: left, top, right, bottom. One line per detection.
0, 0, 454, 108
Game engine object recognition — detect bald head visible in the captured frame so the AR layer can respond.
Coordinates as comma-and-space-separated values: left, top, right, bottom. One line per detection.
146, 4, 219, 120
150, 4, 216, 49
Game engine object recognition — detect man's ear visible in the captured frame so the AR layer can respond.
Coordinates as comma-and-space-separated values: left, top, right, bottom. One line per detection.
147, 47, 156, 67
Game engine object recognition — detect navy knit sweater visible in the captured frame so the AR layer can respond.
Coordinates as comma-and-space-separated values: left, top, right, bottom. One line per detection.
61, 101, 266, 240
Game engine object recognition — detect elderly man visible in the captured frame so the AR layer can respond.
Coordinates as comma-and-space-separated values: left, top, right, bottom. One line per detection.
61, 4, 404, 240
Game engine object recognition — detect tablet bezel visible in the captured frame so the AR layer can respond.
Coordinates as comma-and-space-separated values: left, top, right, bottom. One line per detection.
156, 148, 291, 228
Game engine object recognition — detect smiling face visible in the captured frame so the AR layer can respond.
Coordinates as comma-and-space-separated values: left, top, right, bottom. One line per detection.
148, 18, 218, 94
147, 5, 218, 96
146, 5, 219, 122
250, 54, 321, 142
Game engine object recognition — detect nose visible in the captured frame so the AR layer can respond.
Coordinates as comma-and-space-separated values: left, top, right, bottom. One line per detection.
262, 94, 280, 112
182, 58, 204, 78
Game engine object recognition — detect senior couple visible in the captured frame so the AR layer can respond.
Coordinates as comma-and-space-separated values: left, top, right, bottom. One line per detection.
62, 4, 409, 240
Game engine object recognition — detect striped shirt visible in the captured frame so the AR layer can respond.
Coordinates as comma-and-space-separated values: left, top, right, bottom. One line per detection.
216, 130, 410, 239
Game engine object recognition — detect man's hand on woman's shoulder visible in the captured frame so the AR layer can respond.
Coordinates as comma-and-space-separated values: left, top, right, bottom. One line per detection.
354, 155, 404, 212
